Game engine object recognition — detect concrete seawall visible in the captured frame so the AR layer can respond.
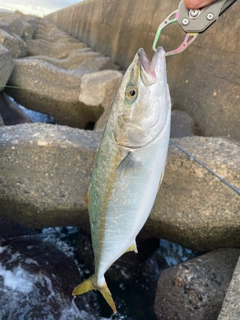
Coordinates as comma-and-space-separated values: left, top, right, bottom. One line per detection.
46, 0, 240, 140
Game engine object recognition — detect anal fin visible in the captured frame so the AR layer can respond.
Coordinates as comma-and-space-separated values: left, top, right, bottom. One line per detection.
125, 240, 138, 253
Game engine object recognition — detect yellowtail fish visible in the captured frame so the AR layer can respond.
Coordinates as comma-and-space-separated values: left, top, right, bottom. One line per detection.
72, 46, 171, 313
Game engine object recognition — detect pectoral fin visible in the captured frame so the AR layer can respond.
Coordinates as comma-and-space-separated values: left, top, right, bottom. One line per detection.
116, 152, 140, 178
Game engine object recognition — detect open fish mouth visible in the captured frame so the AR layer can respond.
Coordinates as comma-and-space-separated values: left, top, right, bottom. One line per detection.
138, 47, 165, 86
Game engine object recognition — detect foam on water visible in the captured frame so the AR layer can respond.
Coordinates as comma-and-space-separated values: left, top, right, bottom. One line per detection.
0, 264, 34, 293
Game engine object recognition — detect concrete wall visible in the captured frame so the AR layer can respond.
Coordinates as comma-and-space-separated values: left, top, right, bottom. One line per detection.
46, 0, 240, 140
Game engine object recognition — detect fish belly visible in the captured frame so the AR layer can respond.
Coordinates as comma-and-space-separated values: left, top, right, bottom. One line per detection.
90, 119, 170, 282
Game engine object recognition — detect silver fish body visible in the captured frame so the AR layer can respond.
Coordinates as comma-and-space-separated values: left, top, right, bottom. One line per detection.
72, 47, 171, 313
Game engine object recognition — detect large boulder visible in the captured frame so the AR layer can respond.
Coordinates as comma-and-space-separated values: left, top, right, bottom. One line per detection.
25, 38, 88, 58
154, 249, 240, 320
0, 29, 28, 58
143, 136, 240, 251
0, 124, 239, 253
6, 57, 122, 128
5, 58, 117, 128
0, 124, 101, 228
0, 13, 24, 37
79, 70, 123, 130
0, 45, 14, 91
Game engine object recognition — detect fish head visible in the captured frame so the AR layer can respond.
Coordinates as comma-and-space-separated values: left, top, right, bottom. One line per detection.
112, 47, 171, 149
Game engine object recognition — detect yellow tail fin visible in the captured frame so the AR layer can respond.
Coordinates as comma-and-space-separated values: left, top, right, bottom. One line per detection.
72, 275, 117, 314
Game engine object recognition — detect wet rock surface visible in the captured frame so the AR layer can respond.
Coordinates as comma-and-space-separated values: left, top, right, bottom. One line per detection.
154, 248, 240, 320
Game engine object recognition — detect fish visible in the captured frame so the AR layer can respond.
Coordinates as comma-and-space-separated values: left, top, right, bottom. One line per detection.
72, 46, 171, 313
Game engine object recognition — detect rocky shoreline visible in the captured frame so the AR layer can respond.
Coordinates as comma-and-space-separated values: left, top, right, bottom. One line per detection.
0, 11, 239, 320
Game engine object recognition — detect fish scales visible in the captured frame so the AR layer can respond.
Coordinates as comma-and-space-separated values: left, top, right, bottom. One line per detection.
72, 46, 171, 314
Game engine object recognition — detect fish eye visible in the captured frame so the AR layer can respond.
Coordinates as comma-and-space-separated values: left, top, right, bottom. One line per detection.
125, 86, 138, 101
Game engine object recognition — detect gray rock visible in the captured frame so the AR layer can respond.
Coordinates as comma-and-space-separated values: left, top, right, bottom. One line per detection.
33, 22, 79, 43
0, 125, 239, 254
21, 21, 36, 40
0, 21, 12, 34
218, 255, 240, 320
142, 136, 240, 251
79, 70, 123, 130
18, 15, 38, 39
0, 13, 24, 37
170, 110, 194, 138
25, 48, 118, 72
0, 123, 101, 228
0, 45, 14, 90
154, 249, 240, 320
0, 29, 27, 58
25, 38, 87, 59
6, 58, 122, 128
34, 33, 79, 43
35, 21, 71, 40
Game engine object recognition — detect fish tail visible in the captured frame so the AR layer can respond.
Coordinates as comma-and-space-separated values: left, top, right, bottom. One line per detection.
72, 275, 117, 314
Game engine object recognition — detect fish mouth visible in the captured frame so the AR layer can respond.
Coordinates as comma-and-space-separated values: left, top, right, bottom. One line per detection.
138, 47, 165, 86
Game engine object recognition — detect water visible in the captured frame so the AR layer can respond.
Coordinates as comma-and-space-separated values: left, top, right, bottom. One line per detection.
0, 227, 200, 319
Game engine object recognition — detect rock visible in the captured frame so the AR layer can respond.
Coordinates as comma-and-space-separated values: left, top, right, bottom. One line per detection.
170, 110, 194, 138
6, 58, 122, 128
142, 136, 240, 251
21, 21, 37, 40
218, 255, 240, 320
0, 235, 98, 319
0, 13, 24, 37
0, 123, 101, 228
25, 38, 88, 59
25, 48, 118, 72
0, 29, 28, 58
34, 21, 75, 42
79, 70, 123, 130
0, 126, 239, 251
33, 22, 79, 43
0, 21, 12, 34
0, 92, 55, 125
0, 45, 14, 90
154, 248, 240, 320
